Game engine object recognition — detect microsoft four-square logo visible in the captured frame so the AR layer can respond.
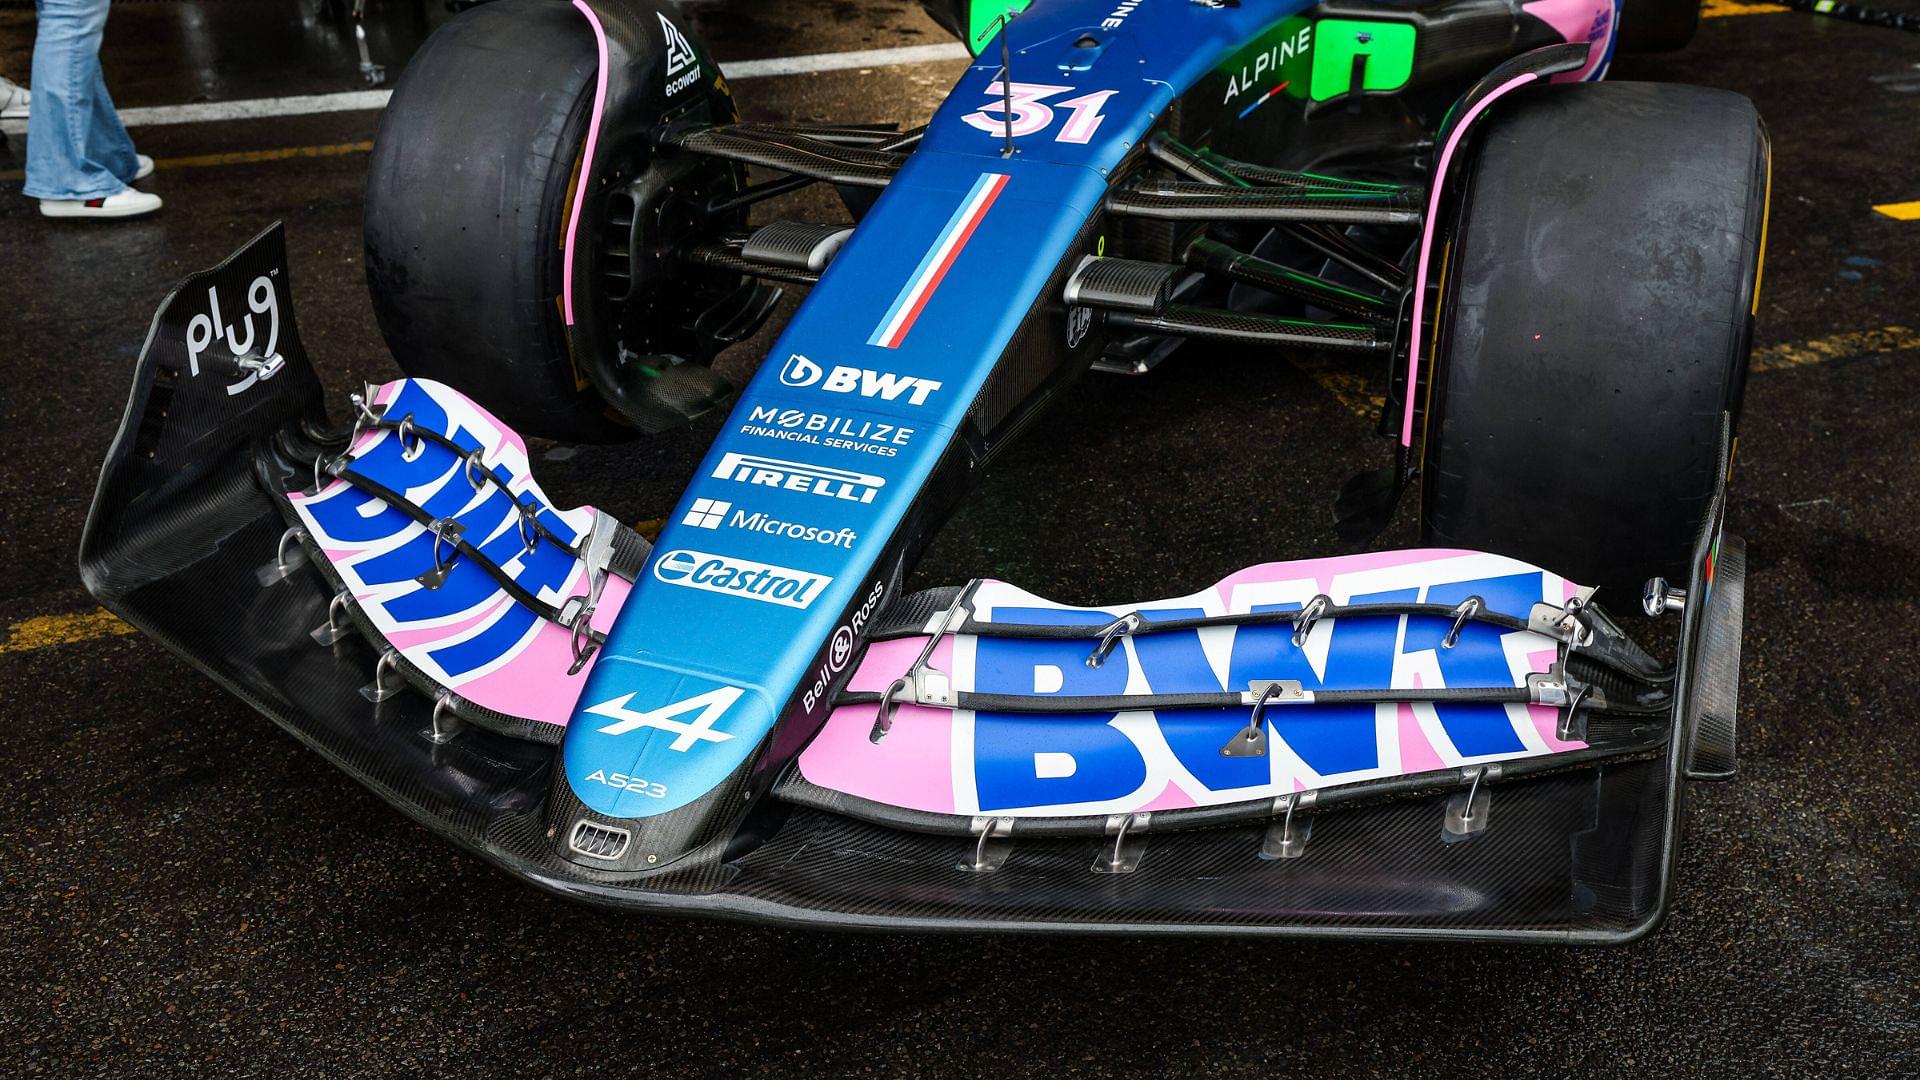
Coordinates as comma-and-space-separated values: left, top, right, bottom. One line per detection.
681, 498, 730, 530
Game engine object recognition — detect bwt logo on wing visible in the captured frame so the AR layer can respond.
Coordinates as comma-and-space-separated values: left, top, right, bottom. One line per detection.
779, 354, 942, 406
652, 548, 831, 608
711, 451, 884, 504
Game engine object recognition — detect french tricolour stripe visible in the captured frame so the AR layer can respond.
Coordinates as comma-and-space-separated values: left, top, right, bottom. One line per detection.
867, 172, 1009, 349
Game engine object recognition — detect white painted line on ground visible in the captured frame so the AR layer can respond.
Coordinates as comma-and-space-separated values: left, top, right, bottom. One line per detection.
0, 41, 971, 136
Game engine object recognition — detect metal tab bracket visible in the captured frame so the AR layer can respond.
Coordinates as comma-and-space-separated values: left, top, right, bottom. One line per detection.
310, 589, 355, 646
255, 526, 309, 586
1525, 662, 1572, 707
869, 585, 977, 742
1220, 680, 1307, 758
360, 648, 406, 703
1528, 598, 1595, 648
413, 518, 467, 590
1092, 812, 1150, 874
1443, 764, 1499, 841
1261, 791, 1317, 860
424, 689, 465, 744
958, 816, 1016, 873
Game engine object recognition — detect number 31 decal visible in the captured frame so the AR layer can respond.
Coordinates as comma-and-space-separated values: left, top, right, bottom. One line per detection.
961, 81, 1118, 145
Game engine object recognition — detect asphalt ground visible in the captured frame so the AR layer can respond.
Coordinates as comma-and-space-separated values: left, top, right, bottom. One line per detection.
3, 0, 1918, 1073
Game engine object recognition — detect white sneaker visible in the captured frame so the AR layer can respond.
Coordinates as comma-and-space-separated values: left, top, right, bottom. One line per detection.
39, 189, 163, 219
0, 77, 27, 120
133, 153, 154, 181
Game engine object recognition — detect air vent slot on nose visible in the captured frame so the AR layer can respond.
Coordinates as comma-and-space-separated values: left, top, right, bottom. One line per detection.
568, 819, 632, 861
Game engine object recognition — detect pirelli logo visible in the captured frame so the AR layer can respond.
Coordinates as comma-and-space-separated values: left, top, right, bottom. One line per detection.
710, 452, 885, 504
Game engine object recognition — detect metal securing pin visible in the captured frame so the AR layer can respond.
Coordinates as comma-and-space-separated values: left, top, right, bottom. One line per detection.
1261, 791, 1315, 860
348, 390, 381, 444
425, 689, 464, 744
310, 589, 355, 646
1291, 594, 1332, 647
564, 597, 597, 675
1092, 812, 1149, 874
255, 526, 310, 586
958, 816, 1016, 873
395, 416, 425, 460
869, 676, 911, 743
308, 453, 331, 496
1086, 612, 1143, 668
1558, 683, 1592, 742
1442, 595, 1484, 650
414, 518, 464, 590
464, 447, 491, 493
360, 648, 406, 703
517, 500, 541, 553
1443, 764, 1494, 840
1221, 681, 1290, 758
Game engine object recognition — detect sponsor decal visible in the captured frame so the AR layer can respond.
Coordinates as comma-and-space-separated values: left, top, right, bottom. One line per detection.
652, 548, 831, 608
680, 497, 858, 548
779, 353, 942, 406
710, 451, 884, 504
867, 172, 1009, 349
682, 497, 729, 529
1067, 303, 1092, 349
185, 272, 286, 395
659, 13, 701, 96
586, 685, 742, 750
737, 405, 913, 457
1100, 0, 1145, 29
801, 577, 888, 714
1221, 22, 1311, 112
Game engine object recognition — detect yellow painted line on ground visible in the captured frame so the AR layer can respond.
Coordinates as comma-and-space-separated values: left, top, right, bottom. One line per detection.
1703, 0, 1790, 16
0, 609, 135, 656
1291, 355, 1383, 420
0, 140, 374, 182
1752, 325, 1920, 371
1872, 201, 1920, 222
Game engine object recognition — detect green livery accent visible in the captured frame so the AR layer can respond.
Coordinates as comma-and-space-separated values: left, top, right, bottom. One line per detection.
968, 0, 1036, 54
1309, 19, 1417, 103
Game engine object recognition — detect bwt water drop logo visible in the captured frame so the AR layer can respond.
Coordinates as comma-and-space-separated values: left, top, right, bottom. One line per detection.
185, 274, 286, 395
778, 353, 943, 406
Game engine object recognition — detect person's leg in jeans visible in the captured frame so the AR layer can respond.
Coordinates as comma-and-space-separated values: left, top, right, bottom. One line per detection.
23, 0, 136, 201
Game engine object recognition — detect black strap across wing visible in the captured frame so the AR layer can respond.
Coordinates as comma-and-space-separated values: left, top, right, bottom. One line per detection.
347, 402, 585, 559
848, 578, 1671, 749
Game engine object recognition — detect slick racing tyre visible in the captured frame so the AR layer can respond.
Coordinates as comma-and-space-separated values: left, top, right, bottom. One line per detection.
1616, 0, 1703, 53
364, 0, 741, 442
1419, 82, 1769, 597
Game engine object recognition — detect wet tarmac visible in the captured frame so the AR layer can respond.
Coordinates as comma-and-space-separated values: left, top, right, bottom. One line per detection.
3, 0, 1919, 1073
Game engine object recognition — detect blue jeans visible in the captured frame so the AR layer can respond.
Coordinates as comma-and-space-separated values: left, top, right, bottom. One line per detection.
23, 0, 138, 200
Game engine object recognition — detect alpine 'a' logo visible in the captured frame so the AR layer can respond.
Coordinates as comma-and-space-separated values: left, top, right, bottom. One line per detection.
586, 687, 742, 751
